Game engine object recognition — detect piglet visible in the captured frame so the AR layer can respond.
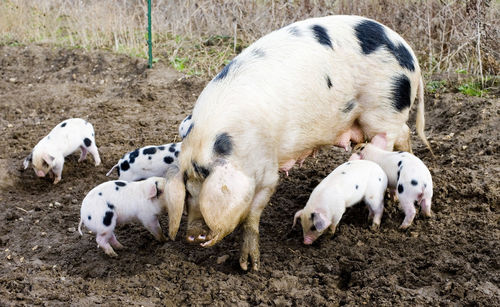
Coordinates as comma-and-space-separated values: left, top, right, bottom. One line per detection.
23, 118, 101, 184
350, 133, 433, 229
106, 142, 181, 182
178, 114, 193, 139
293, 160, 388, 245
78, 174, 184, 257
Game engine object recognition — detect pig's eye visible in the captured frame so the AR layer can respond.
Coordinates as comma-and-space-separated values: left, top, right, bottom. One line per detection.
42, 161, 49, 167
310, 224, 317, 232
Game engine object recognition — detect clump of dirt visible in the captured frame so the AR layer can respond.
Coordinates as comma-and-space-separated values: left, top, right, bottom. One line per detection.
0, 45, 498, 305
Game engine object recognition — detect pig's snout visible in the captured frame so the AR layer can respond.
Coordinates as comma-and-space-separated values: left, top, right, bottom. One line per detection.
303, 235, 315, 245
36, 170, 46, 177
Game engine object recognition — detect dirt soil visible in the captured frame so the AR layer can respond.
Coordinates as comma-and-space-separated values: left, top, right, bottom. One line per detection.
0, 45, 498, 306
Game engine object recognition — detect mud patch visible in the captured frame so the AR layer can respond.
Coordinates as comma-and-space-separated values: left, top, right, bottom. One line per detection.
0, 44, 499, 305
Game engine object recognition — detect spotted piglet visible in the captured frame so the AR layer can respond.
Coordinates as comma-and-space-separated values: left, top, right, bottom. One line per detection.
78, 174, 184, 257
23, 118, 101, 184
293, 160, 388, 245
350, 133, 433, 229
178, 114, 193, 140
106, 142, 181, 181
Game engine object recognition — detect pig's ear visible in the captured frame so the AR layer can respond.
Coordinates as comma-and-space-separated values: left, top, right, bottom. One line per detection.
23, 152, 32, 169
293, 210, 303, 228
42, 153, 55, 166
199, 160, 255, 245
312, 212, 331, 232
147, 181, 158, 199
164, 169, 185, 240
371, 133, 387, 149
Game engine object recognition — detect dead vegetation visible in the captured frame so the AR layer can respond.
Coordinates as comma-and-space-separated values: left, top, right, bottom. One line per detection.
0, 0, 498, 81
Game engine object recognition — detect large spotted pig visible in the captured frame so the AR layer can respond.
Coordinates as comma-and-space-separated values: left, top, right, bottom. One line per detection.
170, 15, 432, 270
293, 160, 388, 245
78, 173, 184, 256
23, 118, 101, 184
350, 133, 433, 229
106, 142, 181, 181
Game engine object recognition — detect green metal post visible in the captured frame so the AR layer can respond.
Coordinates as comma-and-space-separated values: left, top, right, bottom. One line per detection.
147, 0, 153, 68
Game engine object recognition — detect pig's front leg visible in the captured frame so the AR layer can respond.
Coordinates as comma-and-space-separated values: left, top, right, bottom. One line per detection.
240, 185, 275, 271
143, 216, 168, 242
186, 197, 210, 243
52, 162, 63, 185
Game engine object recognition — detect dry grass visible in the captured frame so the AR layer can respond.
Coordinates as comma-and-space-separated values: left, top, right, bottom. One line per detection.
0, 0, 498, 82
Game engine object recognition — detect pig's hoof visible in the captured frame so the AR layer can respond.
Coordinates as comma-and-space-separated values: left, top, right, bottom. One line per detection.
370, 223, 380, 231
186, 221, 209, 243
53, 178, 61, 184
106, 250, 118, 257
399, 223, 411, 230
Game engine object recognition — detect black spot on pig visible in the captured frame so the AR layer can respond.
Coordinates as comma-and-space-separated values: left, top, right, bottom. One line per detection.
411, 179, 418, 186
398, 184, 404, 194
129, 149, 140, 164
354, 20, 415, 71
61, 122, 67, 128
107, 202, 114, 209
391, 75, 411, 111
148, 156, 152, 160
88, 215, 91, 220
252, 48, 265, 58
287, 26, 300, 36
84, 138, 92, 147
341, 171, 346, 175
175, 151, 179, 157
214, 133, 233, 156
98, 192, 102, 196
214, 60, 235, 81
342, 100, 356, 113
193, 162, 210, 179
326, 75, 332, 89
379, 178, 382, 181
398, 161, 402, 167
120, 161, 130, 171
164, 156, 174, 164
311, 25, 332, 49
103, 211, 114, 226
424, 183, 427, 188
115, 187, 119, 191
169, 145, 176, 153
397, 170, 400, 180
186, 114, 192, 120
143, 147, 157, 155
115, 181, 126, 187
158, 146, 165, 151
355, 185, 359, 189
185, 123, 194, 138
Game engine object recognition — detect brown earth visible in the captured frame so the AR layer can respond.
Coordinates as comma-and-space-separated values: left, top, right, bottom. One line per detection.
0, 45, 498, 306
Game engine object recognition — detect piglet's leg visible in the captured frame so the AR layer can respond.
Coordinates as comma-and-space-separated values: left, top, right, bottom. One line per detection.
421, 198, 432, 218
109, 234, 124, 249
399, 200, 416, 229
79, 146, 88, 162
52, 165, 63, 185
96, 233, 117, 257
144, 217, 167, 242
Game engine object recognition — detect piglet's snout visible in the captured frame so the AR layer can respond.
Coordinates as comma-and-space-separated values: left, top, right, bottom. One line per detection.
303, 236, 314, 245
36, 170, 45, 177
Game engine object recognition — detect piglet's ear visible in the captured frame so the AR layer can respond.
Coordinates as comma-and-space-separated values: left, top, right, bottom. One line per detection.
23, 153, 32, 169
147, 182, 158, 199
293, 210, 303, 228
42, 153, 55, 166
313, 212, 331, 232
371, 133, 387, 149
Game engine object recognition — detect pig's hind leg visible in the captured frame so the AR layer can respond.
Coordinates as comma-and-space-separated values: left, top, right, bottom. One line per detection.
96, 233, 118, 257
365, 195, 384, 230
86, 141, 101, 166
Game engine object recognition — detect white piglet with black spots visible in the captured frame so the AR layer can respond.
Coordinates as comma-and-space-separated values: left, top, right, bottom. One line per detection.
293, 160, 388, 245
78, 175, 184, 257
23, 118, 101, 184
106, 142, 181, 182
350, 133, 433, 229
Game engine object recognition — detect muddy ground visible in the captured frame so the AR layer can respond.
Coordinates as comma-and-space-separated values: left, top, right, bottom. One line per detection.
0, 45, 498, 306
